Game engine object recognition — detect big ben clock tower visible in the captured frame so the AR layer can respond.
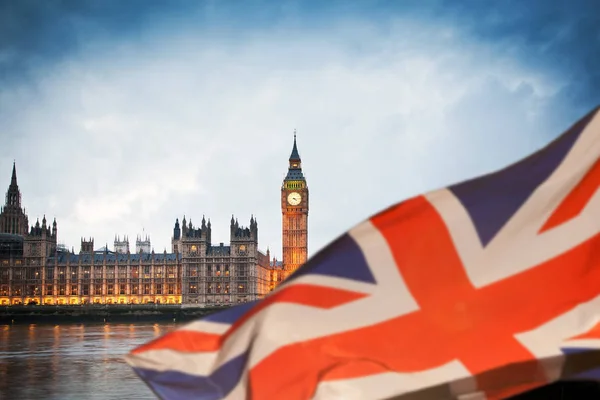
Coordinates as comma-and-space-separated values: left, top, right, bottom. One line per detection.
281, 132, 308, 279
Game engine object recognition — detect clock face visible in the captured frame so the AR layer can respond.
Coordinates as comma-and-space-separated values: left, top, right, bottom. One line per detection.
287, 192, 302, 206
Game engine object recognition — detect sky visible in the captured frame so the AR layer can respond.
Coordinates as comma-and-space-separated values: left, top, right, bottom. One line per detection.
0, 0, 599, 258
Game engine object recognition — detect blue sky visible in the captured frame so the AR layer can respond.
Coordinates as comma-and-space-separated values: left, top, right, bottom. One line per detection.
0, 0, 598, 257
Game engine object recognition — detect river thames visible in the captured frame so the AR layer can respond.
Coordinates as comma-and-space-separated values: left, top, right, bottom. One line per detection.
0, 322, 178, 400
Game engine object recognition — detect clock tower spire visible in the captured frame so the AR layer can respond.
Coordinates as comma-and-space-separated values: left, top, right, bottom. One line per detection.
281, 130, 308, 279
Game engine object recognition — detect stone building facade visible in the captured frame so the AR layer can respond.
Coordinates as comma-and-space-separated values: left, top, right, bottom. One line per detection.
0, 135, 307, 306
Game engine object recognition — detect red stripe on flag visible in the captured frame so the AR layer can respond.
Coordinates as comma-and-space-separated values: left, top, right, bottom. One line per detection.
569, 321, 600, 341
131, 330, 221, 354
540, 157, 600, 233
131, 283, 366, 355
226, 283, 368, 341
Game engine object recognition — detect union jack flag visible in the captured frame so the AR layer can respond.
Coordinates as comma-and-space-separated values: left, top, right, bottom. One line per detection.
127, 106, 600, 400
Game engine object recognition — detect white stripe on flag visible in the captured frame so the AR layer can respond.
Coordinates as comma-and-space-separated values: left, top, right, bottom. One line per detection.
178, 320, 231, 335
515, 292, 600, 381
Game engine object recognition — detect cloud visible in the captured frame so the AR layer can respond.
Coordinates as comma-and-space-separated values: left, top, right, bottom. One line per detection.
430, 0, 600, 112
0, 3, 595, 258
1, 0, 598, 109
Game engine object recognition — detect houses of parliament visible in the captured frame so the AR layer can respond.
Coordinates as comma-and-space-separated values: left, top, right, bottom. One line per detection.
0, 136, 309, 306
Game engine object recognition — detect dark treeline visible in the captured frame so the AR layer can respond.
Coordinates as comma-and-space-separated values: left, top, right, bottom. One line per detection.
511, 381, 600, 399
0, 304, 225, 324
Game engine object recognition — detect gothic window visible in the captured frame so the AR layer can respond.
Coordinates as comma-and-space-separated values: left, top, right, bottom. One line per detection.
58, 285, 66, 296
168, 284, 175, 295
82, 284, 89, 296
188, 284, 197, 294
119, 284, 126, 295
94, 285, 102, 296
46, 267, 54, 280
238, 284, 246, 293
70, 285, 78, 296
143, 284, 150, 295
46, 285, 53, 296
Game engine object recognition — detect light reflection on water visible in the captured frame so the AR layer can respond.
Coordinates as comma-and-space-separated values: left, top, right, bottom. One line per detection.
0, 322, 178, 400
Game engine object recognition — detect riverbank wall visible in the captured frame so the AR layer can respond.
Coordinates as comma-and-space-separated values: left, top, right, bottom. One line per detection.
0, 304, 230, 324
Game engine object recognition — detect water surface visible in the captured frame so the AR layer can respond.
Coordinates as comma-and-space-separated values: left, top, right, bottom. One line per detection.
0, 322, 177, 400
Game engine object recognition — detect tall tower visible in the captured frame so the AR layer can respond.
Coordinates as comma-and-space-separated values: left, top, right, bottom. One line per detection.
281, 132, 308, 278
0, 161, 29, 236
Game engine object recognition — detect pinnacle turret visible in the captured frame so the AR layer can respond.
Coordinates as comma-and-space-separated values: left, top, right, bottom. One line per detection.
10, 161, 17, 187
284, 131, 306, 181
289, 130, 301, 161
